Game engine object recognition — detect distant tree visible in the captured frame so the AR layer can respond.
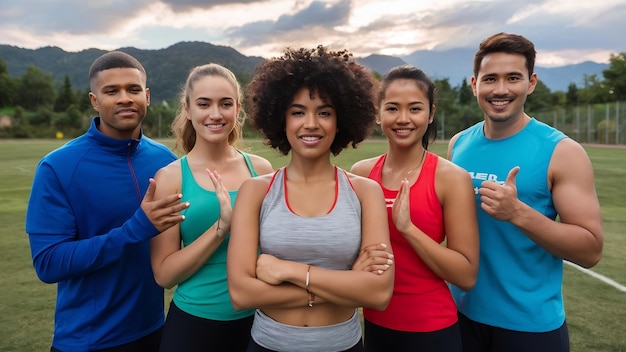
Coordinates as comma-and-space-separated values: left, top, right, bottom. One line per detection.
435, 78, 457, 111
552, 91, 566, 107
16, 66, 56, 110
458, 78, 473, 105
577, 73, 609, 104
75, 87, 93, 113
0, 58, 15, 107
457, 104, 483, 130
54, 75, 76, 112
29, 107, 53, 126
526, 80, 554, 114
53, 104, 83, 131
13, 106, 25, 126
434, 78, 460, 139
602, 52, 626, 101
566, 83, 579, 106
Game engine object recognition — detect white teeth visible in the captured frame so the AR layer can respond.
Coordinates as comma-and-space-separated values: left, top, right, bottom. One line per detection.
205, 124, 223, 128
491, 101, 509, 106
395, 129, 412, 133
301, 136, 321, 141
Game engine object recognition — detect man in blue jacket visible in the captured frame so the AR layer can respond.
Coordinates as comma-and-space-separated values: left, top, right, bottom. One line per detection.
26, 51, 189, 351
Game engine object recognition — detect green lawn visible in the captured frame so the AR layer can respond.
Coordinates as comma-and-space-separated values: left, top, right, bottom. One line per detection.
1, 138, 624, 351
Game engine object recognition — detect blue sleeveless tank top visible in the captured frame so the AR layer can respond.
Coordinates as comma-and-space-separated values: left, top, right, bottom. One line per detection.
173, 152, 257, 320
449, 118, 567, 332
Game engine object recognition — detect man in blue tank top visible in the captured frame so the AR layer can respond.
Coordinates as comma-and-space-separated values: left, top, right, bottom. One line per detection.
447, 32, 603, 352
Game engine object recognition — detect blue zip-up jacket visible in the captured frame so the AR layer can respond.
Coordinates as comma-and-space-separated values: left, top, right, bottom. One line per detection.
26, 117, 177, 351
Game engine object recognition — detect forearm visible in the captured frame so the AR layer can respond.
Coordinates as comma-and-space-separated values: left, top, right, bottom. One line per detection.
510, 202, 603, 268
229, 276, 314, 310
293, 265, 393, 310
403, 226, 477, 290
29, 209, 158, 283
152, 220, 226, 289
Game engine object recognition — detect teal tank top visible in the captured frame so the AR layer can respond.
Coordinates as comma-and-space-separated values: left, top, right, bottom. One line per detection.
173, 152, 257, 320
449, 118, 567, 332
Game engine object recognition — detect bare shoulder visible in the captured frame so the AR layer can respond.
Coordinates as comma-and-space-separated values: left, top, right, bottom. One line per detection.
434, 155, 473, 201
345, 170, 383, 197
350, 155, 380, 177
554, 138, 589, 158
436, 155, 471, 183
240, 171, 274, 193
550, 138, 593, 178
447, 132, 462, 159
153, 159, 182, 195
154, 159, 182, 181
247, 153, 274, 175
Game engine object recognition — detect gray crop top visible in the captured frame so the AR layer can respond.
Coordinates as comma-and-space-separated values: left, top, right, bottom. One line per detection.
259, 167, 362, 269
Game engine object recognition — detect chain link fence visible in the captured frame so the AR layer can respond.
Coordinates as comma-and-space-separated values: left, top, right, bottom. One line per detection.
533, 101, 625, 145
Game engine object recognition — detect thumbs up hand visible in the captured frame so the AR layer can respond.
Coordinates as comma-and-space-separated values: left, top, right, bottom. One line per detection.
477, 166, 521, 221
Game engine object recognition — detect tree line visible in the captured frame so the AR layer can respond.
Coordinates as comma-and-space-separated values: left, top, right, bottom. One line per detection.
1, 52, 625, 141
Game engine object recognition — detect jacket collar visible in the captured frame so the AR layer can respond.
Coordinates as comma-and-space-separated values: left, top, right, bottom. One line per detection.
87, 117, 142, 155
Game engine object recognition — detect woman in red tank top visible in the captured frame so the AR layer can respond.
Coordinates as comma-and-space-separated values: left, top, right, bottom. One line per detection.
351, 65, 479, 352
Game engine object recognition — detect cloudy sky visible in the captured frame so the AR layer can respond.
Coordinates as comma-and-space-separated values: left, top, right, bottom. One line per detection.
1, 0, 624, 67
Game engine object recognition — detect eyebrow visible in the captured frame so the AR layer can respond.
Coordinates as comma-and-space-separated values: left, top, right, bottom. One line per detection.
100, 83, 143, 89
289, 103, 334, 109
195, 96, 235, 101
482, 71, 525, 77
384, 101, 426, 106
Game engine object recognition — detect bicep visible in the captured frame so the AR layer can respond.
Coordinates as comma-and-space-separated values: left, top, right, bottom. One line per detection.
152, 165, 179, 199
358, 181, 391, 249
441, 167, 479, 258
229, 181, 264, 277
149, 167, 182, 265
550, 141, 602, 234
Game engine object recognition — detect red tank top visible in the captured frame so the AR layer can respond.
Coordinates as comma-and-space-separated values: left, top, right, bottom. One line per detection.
362, 152, 458, 332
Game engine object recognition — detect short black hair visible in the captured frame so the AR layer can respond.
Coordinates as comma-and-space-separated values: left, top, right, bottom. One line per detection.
88, 51, 146, 89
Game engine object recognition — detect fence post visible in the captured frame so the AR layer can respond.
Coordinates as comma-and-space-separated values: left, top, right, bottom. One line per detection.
587, 105, 591, 143
576, 106, 580, 142
616, 101, 620, 145
605, 102, 610, 144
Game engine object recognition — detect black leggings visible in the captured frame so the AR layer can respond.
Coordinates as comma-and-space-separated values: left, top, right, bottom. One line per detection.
363, 319, 462, 352
159, 301, 254, 352
457, 312, 570, 352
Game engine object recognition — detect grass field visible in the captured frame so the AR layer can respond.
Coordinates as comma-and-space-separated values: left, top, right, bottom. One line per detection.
1, 138, 624, 351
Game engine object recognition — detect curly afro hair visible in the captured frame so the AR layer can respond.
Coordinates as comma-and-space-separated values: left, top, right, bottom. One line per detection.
245, 45, 379, 156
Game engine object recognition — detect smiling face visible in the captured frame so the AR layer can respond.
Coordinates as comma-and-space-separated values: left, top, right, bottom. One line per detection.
285, 87, 337, 160
380, 78, 434, 149
185, 75, 240, 145
472, 52, 537, 126
89, 67, 149, 140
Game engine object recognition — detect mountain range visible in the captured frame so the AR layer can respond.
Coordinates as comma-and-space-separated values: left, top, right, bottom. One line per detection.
0, 42, 609, 102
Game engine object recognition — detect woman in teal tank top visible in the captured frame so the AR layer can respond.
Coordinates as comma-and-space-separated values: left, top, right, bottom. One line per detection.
150, 63, 273, 352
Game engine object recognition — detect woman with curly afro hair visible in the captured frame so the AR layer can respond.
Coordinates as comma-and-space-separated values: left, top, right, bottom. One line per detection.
227, 46, 395, 352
